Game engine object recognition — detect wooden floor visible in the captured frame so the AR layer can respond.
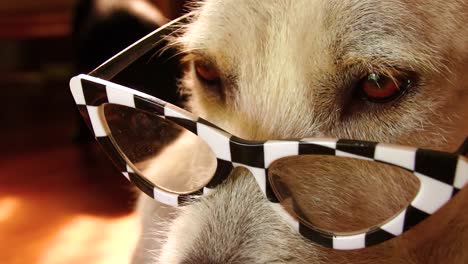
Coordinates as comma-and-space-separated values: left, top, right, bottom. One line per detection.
0, 70, 140, 263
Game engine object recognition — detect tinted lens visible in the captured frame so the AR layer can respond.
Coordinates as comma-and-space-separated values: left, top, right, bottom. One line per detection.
102, 104, 217, 194
268, 155, 420, 234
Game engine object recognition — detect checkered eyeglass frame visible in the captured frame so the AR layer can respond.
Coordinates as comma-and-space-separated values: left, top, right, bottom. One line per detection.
69, 14, 468, 250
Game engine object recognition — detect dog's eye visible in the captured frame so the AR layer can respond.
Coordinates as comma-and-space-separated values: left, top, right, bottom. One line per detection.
358, 73, 411, 103
194, 61, 220, 83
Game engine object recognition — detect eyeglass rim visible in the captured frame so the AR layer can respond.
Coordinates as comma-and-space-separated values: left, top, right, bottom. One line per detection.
70, 73, 467, 250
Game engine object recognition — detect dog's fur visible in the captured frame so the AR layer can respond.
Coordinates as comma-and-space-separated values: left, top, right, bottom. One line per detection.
131, 1, 468, 263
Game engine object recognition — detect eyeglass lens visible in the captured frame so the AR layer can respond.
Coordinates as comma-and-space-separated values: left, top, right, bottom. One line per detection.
268, 155, 420, 234
102, 104, 217, 194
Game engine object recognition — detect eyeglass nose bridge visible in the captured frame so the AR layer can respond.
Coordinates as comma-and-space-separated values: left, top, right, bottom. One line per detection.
235, 142, 300, 198
208, 138, 305, 201
193, 127, 271, 197
231, 163, 269, 195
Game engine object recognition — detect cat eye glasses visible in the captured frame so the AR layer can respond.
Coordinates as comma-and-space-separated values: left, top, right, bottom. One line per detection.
70, 14, 467, 250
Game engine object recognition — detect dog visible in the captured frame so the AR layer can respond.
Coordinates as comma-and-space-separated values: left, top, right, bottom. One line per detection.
131, 1, 468, 263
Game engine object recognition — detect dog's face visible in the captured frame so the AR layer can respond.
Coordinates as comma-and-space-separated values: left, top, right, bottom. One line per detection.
133, 1, 468, 263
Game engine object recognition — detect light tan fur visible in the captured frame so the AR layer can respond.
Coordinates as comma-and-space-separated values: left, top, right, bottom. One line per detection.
132, 1, 468, 263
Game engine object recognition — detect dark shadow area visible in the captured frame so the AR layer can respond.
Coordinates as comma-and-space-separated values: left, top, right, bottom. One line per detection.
0, 1, 186, 263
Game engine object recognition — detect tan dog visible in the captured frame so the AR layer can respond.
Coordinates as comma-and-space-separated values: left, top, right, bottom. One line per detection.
132, 1, 468, 263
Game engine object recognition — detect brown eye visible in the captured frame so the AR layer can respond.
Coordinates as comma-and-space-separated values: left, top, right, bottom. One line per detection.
194, 61, 220, 83
358, 73, 410, 102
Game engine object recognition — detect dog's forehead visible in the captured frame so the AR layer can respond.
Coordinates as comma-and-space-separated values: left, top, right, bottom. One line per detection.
182, 0, 438, 74
186, 1, 327, 67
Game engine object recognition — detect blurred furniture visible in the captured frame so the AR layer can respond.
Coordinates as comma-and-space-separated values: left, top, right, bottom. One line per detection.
0, 0, 75, 39
153, 0, 187, 19
0, 0, 187, 39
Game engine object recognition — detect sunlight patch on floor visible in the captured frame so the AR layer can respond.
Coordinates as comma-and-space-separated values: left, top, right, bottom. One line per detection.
0, 197, 19, 223
37, 213, 140, 264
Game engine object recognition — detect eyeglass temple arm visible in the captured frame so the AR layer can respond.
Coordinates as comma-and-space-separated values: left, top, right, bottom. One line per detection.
89, 13, 191, 80
456, 137, 468, 156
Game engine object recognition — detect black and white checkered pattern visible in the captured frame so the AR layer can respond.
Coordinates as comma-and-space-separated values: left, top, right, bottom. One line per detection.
70, 74, 467, 250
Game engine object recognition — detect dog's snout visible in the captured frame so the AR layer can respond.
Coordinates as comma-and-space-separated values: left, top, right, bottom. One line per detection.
157, 168, 307, 263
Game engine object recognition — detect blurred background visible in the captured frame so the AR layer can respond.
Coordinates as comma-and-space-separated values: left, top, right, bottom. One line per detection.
0, 1, 187, 263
